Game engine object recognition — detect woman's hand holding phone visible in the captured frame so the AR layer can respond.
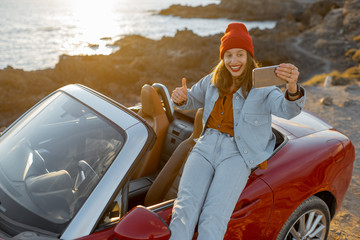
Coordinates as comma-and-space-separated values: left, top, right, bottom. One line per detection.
275, 63, 300, 95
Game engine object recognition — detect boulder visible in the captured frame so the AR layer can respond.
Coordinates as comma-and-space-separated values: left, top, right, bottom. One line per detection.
159, 0, 313, 21
301, 0, 342, 28
320, 96, 334, 106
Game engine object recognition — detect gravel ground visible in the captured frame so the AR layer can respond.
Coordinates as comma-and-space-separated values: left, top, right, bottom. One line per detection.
303, 83, 360, 240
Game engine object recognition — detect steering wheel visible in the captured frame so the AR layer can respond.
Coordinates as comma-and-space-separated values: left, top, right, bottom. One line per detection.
33, 149, 50, 173
74, 160, 100, 191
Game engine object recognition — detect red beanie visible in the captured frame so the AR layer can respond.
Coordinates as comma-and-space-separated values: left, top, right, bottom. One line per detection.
220, 23, 254, 59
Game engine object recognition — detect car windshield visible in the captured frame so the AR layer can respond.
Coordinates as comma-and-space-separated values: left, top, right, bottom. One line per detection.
0, 92, 125, 233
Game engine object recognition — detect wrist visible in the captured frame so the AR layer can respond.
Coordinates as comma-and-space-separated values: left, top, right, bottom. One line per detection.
174, 100, 186, 106
288, 84, 300, 97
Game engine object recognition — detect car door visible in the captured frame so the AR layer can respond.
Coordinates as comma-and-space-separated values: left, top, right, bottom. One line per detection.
149, 172, 273, 240
224, 173, 274, 239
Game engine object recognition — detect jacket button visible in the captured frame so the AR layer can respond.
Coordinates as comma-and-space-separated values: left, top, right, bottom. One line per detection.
250, 160, 254, 164
236, 96, 239, 100
254, 120, 259, 124
244, 150, 248, 154
221, 112, 224, 115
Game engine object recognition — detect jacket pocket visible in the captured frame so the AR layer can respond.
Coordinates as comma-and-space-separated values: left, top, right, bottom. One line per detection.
244, 113, 269, 126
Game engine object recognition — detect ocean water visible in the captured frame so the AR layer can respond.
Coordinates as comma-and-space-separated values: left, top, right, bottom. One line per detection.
0, 0, 275, 71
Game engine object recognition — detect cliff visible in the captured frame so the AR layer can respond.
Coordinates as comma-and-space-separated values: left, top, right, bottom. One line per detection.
0, 0, 359, 128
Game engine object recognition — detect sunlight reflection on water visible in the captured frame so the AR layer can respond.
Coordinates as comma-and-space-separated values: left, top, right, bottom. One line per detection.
0, 0, 275, 70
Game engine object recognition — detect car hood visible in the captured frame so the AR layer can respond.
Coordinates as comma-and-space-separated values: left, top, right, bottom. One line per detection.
272, 111, 332, 138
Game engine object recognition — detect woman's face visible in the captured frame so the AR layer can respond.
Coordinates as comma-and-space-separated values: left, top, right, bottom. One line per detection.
223, 48, 248, 79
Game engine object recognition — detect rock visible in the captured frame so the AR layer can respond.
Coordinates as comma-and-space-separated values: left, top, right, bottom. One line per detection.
322, 8, 344, 31
345, 84, 360, 93
341, 99, 357, 107
300, 0, 359, 72
308, 14, 323, 28
343, 0, 360, 35
332, 76, 353, 85
159, 0, 313, 21
301, 0, 342, 28
158, 4, 225, 19
320, 96, 334, 105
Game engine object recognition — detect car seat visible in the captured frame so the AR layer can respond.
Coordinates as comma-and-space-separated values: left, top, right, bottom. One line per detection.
132, 84, 170, 179
144, 108, 203, 206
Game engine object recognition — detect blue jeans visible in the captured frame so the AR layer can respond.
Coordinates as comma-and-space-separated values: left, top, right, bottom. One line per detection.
169, 128, 251, 240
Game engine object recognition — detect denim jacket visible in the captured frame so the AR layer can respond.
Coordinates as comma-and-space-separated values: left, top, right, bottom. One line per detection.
174, 73, 306, 169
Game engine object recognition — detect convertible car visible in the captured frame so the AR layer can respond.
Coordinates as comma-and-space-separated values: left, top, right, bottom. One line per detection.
0, 84, 355, 240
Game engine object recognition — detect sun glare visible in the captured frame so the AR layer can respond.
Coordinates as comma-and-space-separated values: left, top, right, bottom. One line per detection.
69, 0, 120, 55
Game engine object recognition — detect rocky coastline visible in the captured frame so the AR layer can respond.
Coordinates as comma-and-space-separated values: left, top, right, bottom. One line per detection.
0, 0, 358, 123
159, 0, 312, 21
1, 0, 359, 128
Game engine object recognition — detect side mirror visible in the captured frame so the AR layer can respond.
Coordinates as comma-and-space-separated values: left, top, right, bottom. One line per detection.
114, 206, 171, 240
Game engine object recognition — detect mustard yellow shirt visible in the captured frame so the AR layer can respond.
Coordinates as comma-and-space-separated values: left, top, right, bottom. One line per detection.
206, 93, 234, 137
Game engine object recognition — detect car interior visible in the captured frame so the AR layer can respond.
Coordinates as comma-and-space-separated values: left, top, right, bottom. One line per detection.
98, 83, 286, 229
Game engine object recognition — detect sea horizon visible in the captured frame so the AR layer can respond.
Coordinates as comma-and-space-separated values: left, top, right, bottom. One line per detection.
0, 0, 275, 71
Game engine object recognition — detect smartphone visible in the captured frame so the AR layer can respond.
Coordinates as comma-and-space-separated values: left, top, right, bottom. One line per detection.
252, 65, 287, 88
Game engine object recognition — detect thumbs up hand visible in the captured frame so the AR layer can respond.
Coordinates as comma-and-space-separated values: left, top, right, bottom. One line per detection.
171, 77, 188, 105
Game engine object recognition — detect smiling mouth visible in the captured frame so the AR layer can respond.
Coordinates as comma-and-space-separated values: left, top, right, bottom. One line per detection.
230, 66, 241, 72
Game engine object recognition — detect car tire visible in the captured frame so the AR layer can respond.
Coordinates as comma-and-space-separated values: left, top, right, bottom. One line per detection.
276, 195, 330, 240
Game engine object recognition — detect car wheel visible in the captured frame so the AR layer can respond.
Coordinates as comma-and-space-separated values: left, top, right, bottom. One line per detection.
276, 195, 330, 240
74, 160, 99, 190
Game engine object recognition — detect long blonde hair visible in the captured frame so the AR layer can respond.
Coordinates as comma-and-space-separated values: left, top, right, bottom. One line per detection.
211, 51, 258, 98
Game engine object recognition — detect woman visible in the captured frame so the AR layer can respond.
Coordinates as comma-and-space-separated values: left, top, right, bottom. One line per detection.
170, 23, 305, 240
